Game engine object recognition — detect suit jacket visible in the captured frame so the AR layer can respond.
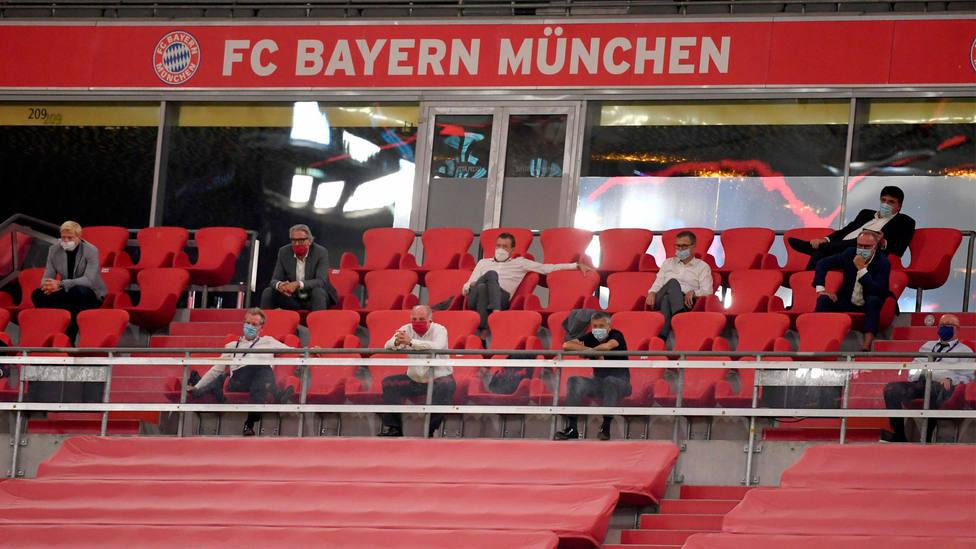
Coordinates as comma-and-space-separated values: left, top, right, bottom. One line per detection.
813, 247, 891, 303
269, 243, 337, 304
828, 209, 916, 257
43, 240, 107, 299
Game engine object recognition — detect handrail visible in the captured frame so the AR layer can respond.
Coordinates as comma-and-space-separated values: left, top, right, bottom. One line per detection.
0, 214, 60, 235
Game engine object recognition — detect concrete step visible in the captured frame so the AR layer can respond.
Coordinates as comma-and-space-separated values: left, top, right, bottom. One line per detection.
640, 514, 724, 530
659, 498, 741, 514
188, 308, 247, 322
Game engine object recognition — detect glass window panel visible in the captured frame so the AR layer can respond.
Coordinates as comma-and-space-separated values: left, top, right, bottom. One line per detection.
430, 114, 492, 179
504, 114, 566, 178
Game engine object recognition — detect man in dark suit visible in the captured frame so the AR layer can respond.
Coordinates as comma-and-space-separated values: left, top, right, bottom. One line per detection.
259, 224, 336, 311
813, 231, 891, 351
789, 186, 916, 270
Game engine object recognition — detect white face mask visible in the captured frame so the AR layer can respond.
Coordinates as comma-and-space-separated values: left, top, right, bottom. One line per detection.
494, 248, 510, 262
60, 240, 78, 252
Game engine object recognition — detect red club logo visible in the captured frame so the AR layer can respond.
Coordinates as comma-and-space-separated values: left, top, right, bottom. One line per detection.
153, 31, 201, 85
971, 37, 976, 72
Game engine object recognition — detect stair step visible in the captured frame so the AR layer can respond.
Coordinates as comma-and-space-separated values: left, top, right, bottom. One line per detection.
188, 309, 247, 322
149, 335, 228, 349
169, 322, 241, 337
763, 427, 881, 442
640, 514, 724, 530
621, 529, 705, 545
679, 485, 754, 501
659, 499, 740, 514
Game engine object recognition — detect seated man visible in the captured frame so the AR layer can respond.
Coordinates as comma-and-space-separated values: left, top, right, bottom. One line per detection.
462, 232, 594, 333
555, 312, 631, 441
814, 231, 890, 351
188, 308, 294, 436
260, 224, 337, 312
882, 314, 973, 443
379, 305, 454, 437
789, 186, 916, 270
645, 230, 713, 340
32, 220, 107, 340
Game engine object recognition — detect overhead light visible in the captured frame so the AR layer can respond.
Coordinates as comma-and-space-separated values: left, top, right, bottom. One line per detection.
344, 159, 414, 215
290, 174, 313, 203
343, 130, 381, 163
290, 102, 331, 146
314, 180, 345, 209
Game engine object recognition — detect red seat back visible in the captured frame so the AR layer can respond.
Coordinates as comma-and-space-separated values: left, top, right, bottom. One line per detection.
306, 310, 360, 348
546, 311, 573, 350
83, 226, 130, 267
672, 312, 726, 351
725, 270, 783, 315
782, 227, 833, 272
328, 270, 359, 307
611, 311, 665, 350
419, 228, 474, 270
720, 228, 775, 271
431, 310, 480, 349
18, 309, 71, 347
100, 268, 130, 295
361, 228, 415, 270
541, 270, 600, 311
889, 270, 909, 299
16, 268, 47, 308
479, 227, 533, 259
182, 227, 247, 286
487, 311, 542, 351
734, 312, 790, 352
362, 270, 418, 311
262, 309, 300, 341
598, 229, 653, 273
365, 310, 412, 349
77, 309, 129, 348
425, 270, 472, 306
796, 313, 851, 353
0, 308, 9, 331
606, 272, 656, 313
662, 228, 715, 260
902, 228, 963, 289
789, 271, 842, 314
134, 268, 190, 310
135, 227, 189, 269
540, 227, 593, 264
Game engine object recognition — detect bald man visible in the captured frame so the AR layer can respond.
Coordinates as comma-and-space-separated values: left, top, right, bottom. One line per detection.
882, 314, 974, 442
378, 305, 454, 437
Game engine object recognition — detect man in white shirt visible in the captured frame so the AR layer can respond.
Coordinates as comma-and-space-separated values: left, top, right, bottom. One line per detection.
882, 314, 974, 442
188, 308, 293, 436
378, 305, 453, 437
644, 231, 714, 340
462, 232, 594, 332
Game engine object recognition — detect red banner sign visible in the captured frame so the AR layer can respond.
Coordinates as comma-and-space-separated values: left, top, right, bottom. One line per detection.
0, 17, 973, 89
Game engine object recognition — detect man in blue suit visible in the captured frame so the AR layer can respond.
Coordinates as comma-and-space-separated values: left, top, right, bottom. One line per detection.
813, 231, 890, 351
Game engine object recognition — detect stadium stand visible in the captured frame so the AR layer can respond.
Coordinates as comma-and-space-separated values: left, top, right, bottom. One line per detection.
597, 228, 654, 279
114, 226, 189, 272
399, 226, 475, 279
716, 227, 775, 277
80, 226, 129, 267
174, 226, 247, 287
340, 227, 416, 282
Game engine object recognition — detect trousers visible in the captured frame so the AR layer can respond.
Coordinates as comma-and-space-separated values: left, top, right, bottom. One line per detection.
381, 374, 456, 434
466, 271, 510, 329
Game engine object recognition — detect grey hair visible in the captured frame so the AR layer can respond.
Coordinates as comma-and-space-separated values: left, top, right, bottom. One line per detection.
289, 224, 313, 240
412, 304, 433, 318
244, 307, 266, 325
590, 311, 612, 323
858, 230, 881, 243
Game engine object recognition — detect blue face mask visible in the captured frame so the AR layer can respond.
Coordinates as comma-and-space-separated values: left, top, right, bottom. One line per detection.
675, 248, 692, 261
937, 325, 955, 342
243, 323, 259, 340
855, 247, 874, 261
878, 202, 894, 218
591, 328, 609, 342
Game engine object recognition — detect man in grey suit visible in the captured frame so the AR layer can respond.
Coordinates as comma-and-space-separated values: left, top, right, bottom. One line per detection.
32, 220, 107, 338
260, 224, 337, 311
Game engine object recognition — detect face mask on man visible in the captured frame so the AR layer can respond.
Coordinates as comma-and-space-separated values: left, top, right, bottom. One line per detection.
411, 320, 430, 336
494, 248, 510, 262
591, 328, 609, 341
937, 325, 956, 342
675, 248, 691, 261
243, 323, 259, 340
292, 243, 309, 258
878, 202, 894, 218
60, 240, 78, 252
855, 247, 874, 261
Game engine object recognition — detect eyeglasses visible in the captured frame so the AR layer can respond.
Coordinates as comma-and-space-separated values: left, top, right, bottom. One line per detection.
290, 238, 310, 244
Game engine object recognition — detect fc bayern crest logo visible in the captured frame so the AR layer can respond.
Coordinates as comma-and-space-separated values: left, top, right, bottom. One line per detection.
153, 31, 201, 85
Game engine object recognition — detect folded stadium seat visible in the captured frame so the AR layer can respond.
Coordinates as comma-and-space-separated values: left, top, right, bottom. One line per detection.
261, 309, 300, 341
81, 226, 130, 267
611, 311, 667, 408
425, 269, 473, 310
479, 227, 535, 260
795, 313, 851, 358
430, 310, 482, 402
706, 270, 783, 317
603, 272, 657, 313
173, 227, 247, 287
892, 325, 976, 341
339, 227, 415, 282
344, 310, 412, 405
400, 227, 474, 280
768, 271, 842, 327
326, 269, 360, 311
17, 308, 72, 347
76, 309, 129, 348
304, 310, 361, 405
0, 267, 45, 321
466, 310, 544, 405
661, 228, 718, 270
715, 313, 792, 407
539, 227, 593, 264
847, 270, 908, 334
115, 268, 190, 331
115, 227, 189, 273
772, 227, 834, 281
653, 312, 729, 407
597, 228, 654, 279
518, 270, 601, 323
98, 268, 131, 309
342, 269, 419, 323
891, 228, 963, 309
0, 307, 9, 331
717, 227, 775, 280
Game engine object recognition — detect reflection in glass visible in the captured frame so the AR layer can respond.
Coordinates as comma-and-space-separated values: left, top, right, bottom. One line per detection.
430, 114, 492, 179
504, 114, 567, 178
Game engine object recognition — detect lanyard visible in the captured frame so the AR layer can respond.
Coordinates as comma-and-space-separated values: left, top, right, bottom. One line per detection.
232, 338, 260, 357
933, 340, 959, 363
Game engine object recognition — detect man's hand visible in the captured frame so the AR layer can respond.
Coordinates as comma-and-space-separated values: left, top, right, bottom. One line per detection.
645, 292, 656, 310
578, 263, 595, 275
853, 254, 867, 270
41, 279, 60, 295
278, 281, 300, 295
186, 385, 196, 393
940, 378, 952, 391
394, 330, 411, 347
461, 285, 470, 296
683, 291, 695, 309
810, 238, 827, 249
818, 291, 838, 303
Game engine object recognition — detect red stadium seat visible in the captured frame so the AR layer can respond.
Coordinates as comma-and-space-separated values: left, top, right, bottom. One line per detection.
82, 226, 130, 267
662, 228, 717, 269
430, 310, 482, 402
17, 308, 71, 347
718, 227, 775, 277
796, 313, 851, 356
342, 270, 418, 322
611, 311, 667, 407
261, 309, 300, 341
115, 268, 189, 331
305, 310, 361, 404
0, 267, 45, 320
715, 313, 792, 407
115, 227, 189, 273
508, 271, 542, 310
98, 268, 131, 309
891, 325, 976, 341
400, 227, 474, 278
769, 271, 842, 325
466, 311, 543, 405
520, 270, 600, 322
546, 310, 574, 351
76, 309, 129, 348
307, 310, 361, 349
425, 269, 472, 310
848, 270, 908, 334
540, 227, 593, 264
479, 227, 534, 259
344, 310, 412, 404
598, 228, 654, 278
685, 533, 976, 549
339, 228, 415, 280
0, 307, 9, 332
174, 227, 247, 287
707, 270, 783, 316
0, 230, 31, 278
604, 272, 656, 313
892, 228, 963, 307
775, 227, 834, 278
653, 312, 728, 407
328, 269, 359, 309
